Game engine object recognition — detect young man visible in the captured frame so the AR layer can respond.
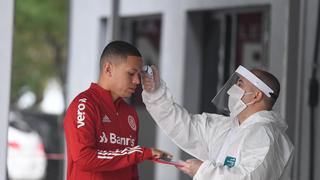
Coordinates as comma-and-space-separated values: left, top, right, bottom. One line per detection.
142, 65, 294, 180
64, 41, 168, 180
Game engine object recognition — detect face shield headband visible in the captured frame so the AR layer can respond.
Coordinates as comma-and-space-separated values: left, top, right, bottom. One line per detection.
236, 66, 274, 98
211, 65, 274, 116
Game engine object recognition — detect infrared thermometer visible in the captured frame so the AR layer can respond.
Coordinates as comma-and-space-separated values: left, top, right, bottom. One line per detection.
142, 65, 153, 78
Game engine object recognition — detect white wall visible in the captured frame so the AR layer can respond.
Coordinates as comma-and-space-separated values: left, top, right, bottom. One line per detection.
0, 0, 14, 179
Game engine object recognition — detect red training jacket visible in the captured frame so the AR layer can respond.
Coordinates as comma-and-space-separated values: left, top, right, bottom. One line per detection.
64, 83, 153, 180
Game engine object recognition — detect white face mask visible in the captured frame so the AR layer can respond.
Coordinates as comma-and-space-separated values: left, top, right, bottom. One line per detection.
227, 84, 253, 117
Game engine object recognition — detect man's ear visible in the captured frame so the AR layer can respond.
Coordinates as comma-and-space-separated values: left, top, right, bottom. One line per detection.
103, 62, 112, 77
254, 91, 264, 103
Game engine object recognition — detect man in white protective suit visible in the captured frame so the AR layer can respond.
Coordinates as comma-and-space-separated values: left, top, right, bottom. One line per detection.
141, 65, 294, 180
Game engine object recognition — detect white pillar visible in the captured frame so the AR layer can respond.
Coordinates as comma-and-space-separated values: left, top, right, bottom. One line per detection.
106, 0, 120, 42
66, 0, 102, 104
0, 0, 14, 179
269, 0, 289, 114
155, 2, 186, 180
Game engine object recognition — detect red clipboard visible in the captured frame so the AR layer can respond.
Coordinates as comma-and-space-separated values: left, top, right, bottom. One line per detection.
152, 158, 184, 167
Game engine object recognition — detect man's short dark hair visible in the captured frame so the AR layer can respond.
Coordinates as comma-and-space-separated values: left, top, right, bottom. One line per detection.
100, 41, 142, 70
251, 69, 280, 108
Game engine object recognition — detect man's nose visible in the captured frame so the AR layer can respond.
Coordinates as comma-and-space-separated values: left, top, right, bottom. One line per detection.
133, 74, 140, 84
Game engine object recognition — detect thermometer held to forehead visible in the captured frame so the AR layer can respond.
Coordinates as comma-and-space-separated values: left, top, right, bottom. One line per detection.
142, 65, 153, 78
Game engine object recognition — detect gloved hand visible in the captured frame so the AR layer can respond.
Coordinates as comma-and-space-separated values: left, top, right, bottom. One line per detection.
142, 65, 161, 92
175, 159, 203, 177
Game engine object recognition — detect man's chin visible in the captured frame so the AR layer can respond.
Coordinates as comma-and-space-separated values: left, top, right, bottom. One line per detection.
123, 93, 133, 98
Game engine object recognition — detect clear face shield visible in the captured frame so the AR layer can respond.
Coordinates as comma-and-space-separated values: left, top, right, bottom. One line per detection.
211, 65, 274, 117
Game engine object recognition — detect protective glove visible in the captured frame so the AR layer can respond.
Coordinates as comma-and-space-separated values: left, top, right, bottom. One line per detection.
175, 159, 203, 177
142, 65, 161, 92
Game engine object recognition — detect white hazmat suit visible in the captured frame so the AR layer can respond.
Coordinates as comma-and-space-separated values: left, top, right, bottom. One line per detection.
142, 81, 294, 180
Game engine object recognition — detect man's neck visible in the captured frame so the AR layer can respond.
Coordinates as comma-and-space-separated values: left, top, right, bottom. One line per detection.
97, 77, 109, 90
237, 107, 265, 125
97, 78, 119, 102
237, 113, 250, 125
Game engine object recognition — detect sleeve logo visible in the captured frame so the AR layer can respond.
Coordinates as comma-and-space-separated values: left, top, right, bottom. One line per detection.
224, 156, 236, 168
77, 98, 87, 128
128, 115, 137, 131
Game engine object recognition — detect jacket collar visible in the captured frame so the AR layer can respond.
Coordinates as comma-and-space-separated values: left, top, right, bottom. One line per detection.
238, 110, 288, 131
90, 83, 124, 110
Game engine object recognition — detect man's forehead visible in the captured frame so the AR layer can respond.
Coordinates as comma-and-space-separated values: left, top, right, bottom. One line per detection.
238, 74, 263, 92
238, 75, 253, 87
122, 56, 142, 69
126, 55, 142, 61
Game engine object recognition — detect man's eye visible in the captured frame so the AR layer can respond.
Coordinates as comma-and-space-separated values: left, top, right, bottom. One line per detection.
128, 72, 135, 76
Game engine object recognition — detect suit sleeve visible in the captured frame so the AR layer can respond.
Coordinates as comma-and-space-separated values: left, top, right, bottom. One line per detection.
142, 81, 213, 161
64, 96, 153, 172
